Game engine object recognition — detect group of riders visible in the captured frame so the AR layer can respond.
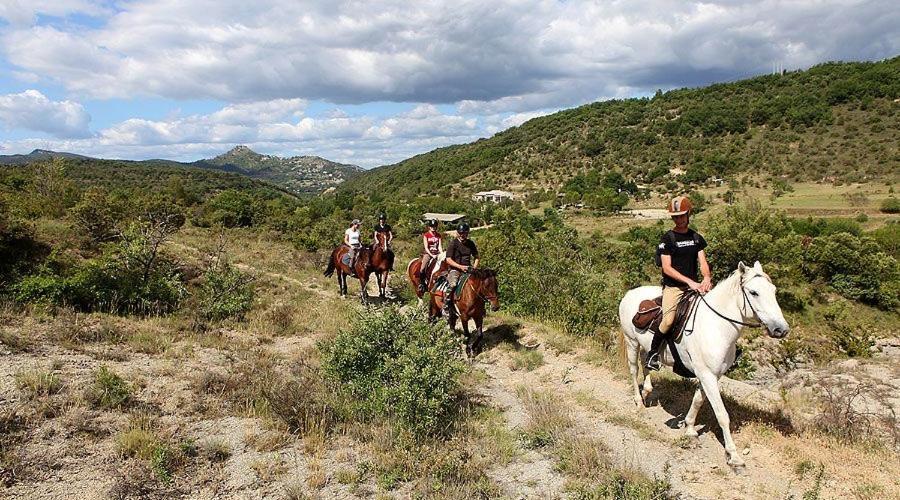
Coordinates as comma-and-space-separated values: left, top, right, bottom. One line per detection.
337, 194, 708, 369
341, 213, 480, 317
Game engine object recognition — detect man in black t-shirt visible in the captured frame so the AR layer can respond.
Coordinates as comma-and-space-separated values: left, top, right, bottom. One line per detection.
646, 196, 712, 371
444, 223, 479, 315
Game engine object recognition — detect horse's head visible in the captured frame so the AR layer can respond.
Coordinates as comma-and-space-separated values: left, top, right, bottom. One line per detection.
738, 261, 790, 338
374, 231, 388, 252
470, 268, 500, 311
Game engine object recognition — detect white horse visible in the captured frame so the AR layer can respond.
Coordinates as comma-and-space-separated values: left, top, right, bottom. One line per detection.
618, 261, 789, 468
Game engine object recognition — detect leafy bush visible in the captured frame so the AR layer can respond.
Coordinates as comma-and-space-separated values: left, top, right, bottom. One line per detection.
480, 224, 622, 337
803, 232, 899, 310
880, 197, 900, 214
196, 261, 255, 322
698, 202, 801, 282
0, 204, 47, 286
69, 187, 126, 244
323, 308, 464, 438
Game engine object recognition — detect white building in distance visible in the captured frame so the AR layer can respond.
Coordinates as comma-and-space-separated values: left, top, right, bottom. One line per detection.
472, 190, 515, 203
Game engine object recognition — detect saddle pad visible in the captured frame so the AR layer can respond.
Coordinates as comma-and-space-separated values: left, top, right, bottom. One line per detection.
632, 297, 662, 330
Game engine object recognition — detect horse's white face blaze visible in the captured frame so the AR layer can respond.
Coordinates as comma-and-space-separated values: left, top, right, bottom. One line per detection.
743, 262, 790, 338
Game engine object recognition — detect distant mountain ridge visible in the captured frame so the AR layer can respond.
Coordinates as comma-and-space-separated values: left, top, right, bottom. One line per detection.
196, 145, 363, 194
0, 146, 363, 195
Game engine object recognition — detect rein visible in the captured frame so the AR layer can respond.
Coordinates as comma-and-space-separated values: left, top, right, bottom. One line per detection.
688, 276, 764, 333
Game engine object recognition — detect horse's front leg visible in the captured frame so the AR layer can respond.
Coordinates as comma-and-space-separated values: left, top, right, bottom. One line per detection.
358, 276, 369, 304
380, 271, 388, 298
697, 370, 743, 469
684, 386, 706, 438
471, 314, 484, 356
459, 315, 473, 358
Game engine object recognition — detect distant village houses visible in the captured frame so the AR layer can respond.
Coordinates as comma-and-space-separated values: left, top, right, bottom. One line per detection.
472, 190, 515, 203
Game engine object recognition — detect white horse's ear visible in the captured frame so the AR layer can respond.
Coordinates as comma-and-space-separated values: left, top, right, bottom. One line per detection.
753, 261, 762, 270
737, 261, 746, 274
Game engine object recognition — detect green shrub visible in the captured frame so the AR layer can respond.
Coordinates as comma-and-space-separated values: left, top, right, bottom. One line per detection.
880, 197, 900, 214
85, 365, 132, 409
480, 224, 622, 336
196, 261, 255, 322
0, 205, 47, 286
804, 232, 899, 310
13, 228, 186, 314
868, 222, 899, 259
69, 187, 126, 244
323, 308, 464, 438
704, 202, 801, 282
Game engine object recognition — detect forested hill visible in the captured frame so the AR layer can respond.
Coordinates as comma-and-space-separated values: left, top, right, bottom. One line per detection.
0, 146, 361, 195
340, 57, 899, 199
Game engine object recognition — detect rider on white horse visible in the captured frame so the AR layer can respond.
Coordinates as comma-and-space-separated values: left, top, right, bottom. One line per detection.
646, 195, 712, 371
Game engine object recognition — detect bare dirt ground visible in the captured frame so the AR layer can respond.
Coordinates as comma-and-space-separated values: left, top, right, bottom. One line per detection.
2, 231, 898, 499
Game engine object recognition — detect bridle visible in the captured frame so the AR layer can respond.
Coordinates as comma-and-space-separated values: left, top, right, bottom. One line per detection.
698, 274, 765, 329
466, 276, 498, 306
684, 274, 765, 335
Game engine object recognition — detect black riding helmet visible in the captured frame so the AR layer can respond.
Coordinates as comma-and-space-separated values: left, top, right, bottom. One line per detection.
427, 219, 438, 227
378, 213, 387, 221
457, 223, 470, 233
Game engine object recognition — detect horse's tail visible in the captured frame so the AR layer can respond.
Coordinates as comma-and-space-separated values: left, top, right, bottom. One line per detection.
324, 254, 336, 277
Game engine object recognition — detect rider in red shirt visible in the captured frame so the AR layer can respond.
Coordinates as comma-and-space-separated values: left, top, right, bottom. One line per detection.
419, 219, 443, 293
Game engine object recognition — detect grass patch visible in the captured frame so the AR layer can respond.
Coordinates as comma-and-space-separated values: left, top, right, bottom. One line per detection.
85, 365, 132, 410
510, 348, 545, 371
128, 329, 173, 355
517, 387, 573, 448
15, 369, 63, 400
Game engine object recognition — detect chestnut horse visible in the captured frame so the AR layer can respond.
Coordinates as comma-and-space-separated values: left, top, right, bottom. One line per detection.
406, 251, 445, 307
429, 268, 500, 357
323, 244, 373, 302
369, 231, 394, 299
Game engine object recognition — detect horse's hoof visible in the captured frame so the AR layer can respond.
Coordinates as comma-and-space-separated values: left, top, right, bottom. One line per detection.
727, 455, 746, 472
684, 428, 699, 438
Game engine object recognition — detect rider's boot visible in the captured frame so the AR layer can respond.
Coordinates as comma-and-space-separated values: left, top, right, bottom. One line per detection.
418, 270, 428, 293
644, 333, 664, 371
443, 295, 453, 317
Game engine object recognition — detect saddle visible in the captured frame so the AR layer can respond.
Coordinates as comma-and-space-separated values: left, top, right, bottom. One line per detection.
632, 291, 698, 339
430, 272, 469, 300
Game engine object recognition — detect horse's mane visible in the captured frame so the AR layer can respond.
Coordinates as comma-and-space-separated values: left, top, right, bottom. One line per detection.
469, 268, 497, 279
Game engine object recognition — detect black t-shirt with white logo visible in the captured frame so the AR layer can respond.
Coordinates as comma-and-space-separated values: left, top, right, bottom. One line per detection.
659, 229, 707, 287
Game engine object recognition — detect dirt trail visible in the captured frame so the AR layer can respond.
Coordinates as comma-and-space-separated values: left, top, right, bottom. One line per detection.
470, 316, 807, 500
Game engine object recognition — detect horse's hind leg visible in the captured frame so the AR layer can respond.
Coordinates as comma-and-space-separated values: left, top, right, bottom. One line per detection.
624, 334, 644, 407
684, 386, 705, 438
697, 371, 744, 468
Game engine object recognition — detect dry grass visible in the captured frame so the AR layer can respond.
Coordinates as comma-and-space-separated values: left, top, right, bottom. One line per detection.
509, 348, 545, 371
517, 387, 574, 448
202, 438, 232, 463
15, 368, 63, 400
249, 455, 287, 481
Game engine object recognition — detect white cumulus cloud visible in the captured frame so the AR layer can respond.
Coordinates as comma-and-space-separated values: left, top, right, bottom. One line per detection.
0, 90, 91, 138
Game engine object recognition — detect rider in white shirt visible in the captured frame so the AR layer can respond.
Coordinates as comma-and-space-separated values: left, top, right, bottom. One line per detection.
344, 219, 362, 275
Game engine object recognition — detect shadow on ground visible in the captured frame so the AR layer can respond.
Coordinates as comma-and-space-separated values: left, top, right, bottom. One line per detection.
480, 322, 525, 353
651, 376, 797, 442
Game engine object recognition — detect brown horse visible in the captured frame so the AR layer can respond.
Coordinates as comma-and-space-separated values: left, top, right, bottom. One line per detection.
324, 244, 373, 302
428, 268, 500, 357
406, 252, 445, 306
369, 231, 394, 299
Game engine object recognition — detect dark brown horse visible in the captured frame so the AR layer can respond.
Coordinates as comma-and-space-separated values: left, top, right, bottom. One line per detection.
429, 268, 500, 357
369, 231, 394, 299
324, 244, 373, 302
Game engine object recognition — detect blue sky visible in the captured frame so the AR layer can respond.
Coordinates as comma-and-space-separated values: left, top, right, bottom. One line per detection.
0, 0, 897, 168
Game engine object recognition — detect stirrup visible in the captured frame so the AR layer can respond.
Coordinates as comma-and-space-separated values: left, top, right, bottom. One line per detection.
644, 351, 661, 372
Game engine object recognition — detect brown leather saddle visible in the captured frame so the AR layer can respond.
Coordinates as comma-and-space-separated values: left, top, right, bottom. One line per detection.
632, 291, 698, 338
